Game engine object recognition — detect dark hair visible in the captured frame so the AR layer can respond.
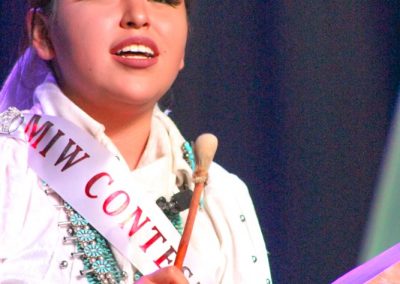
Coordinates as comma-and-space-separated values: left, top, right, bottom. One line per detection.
29, 0, 53, 14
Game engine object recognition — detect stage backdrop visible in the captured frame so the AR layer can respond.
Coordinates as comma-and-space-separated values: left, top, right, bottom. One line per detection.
1, 1, 400, 283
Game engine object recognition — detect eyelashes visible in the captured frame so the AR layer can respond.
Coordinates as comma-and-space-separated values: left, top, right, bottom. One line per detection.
83, 0, 183, 8
153, 0, 182, 7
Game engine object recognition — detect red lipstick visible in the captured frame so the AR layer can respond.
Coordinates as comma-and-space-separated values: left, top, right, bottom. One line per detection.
110, 37, 159, 69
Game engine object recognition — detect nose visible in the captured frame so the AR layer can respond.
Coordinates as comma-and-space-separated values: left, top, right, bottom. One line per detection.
120, 1, 150, 29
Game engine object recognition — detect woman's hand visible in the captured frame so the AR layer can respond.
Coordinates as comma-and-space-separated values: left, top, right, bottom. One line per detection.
135, 266, 189, 284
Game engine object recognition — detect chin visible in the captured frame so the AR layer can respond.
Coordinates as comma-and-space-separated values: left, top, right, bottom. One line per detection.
117, 86, 169, 103
97, 79, 172, 107
112, 92, 162, 109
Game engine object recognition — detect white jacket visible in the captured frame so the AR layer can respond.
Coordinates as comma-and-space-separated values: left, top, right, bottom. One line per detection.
0, 78, 272, 283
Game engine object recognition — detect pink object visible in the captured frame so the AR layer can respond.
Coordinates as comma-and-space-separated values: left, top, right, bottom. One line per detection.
333, 243, 400, 283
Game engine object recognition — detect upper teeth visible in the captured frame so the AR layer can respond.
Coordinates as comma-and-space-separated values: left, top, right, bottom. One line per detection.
117, 44, 154, 56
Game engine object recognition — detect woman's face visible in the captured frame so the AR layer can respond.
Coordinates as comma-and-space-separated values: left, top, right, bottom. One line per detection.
39, 0, 187, 112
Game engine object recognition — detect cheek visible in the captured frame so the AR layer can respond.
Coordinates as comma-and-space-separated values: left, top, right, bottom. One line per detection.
51, 8, 112, 55
51, 22, 109, 73
165, 22, 188, 61
158, 15, 188, 57
174, 21, 188, 52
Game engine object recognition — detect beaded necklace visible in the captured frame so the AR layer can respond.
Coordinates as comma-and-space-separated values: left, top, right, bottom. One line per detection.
53, 141, 196, 283
62, 203, 126, 283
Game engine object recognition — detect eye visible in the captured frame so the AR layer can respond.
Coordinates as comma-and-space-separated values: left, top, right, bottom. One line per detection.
152, 0, 181, 7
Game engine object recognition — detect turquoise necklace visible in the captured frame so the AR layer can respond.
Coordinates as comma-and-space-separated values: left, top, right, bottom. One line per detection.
57, 141, 195, 283
63, 203, 125, 283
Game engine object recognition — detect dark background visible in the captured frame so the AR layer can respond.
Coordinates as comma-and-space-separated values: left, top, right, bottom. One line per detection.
1, 1, 400, 283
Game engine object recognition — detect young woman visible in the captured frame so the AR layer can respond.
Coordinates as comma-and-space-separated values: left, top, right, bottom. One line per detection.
0, 0, 272, 283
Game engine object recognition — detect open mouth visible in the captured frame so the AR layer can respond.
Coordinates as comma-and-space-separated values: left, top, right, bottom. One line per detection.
115, 44, 155, 59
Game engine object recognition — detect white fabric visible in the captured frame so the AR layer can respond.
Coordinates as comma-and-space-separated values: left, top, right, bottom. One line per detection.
0, 77, 272, 283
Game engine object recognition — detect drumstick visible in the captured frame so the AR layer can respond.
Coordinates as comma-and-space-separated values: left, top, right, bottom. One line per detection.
174, 133, 218, 269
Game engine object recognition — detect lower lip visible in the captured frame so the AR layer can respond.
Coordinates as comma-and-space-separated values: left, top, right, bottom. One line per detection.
112, 54, 158, 69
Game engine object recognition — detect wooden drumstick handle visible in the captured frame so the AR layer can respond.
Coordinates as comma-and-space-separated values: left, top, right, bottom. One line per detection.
174, 134, 218, 269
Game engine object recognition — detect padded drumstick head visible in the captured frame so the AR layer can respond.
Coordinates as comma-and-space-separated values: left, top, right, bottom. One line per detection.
194, 133, 218, 172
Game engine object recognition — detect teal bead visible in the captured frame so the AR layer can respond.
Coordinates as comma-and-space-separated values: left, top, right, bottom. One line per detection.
92, 259, 112, 274
182, 141, 196, 171
84, 243, 103, 258
70, 214, 88, 226
134, 272, 143, 281
76, 229, 96, 242
63, 201, 124, 284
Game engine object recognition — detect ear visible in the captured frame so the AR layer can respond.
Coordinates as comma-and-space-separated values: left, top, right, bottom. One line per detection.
26, 8, 55, 61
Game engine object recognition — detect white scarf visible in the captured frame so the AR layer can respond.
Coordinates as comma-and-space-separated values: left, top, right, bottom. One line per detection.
30, 75, 209, 282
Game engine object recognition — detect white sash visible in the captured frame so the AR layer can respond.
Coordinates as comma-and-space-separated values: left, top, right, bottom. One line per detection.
5, 110, 211, 283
